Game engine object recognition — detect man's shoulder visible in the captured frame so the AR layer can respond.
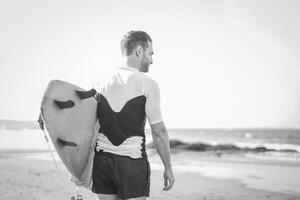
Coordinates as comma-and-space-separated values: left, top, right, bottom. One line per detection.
142, 74, 160, 96
144, 74, 159, 87
127, 70, 159, 86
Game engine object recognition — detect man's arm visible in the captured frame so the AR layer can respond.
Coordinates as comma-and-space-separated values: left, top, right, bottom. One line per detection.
145, 77, 175, 190
150, 121, 175, 191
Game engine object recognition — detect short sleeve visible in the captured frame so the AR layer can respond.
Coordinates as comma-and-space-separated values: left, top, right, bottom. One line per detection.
145, 78, 163, 125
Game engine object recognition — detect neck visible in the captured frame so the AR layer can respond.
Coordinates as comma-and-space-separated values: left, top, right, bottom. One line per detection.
126, 56, 140, 71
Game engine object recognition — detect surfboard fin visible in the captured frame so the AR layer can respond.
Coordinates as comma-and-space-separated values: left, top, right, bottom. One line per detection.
54, 100, 75, 109
37, 112, 44, 130
57, 138, 77, 147
75, 89, 96, 99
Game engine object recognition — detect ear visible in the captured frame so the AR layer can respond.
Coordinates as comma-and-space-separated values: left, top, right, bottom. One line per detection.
121, 38, 127, 56
135, 45, 143, 57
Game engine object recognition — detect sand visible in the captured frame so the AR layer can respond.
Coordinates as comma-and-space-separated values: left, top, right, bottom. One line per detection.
0, 150, 300, 200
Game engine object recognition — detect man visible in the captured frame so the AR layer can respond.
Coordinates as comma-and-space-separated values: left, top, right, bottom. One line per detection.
92, 31, 175, 200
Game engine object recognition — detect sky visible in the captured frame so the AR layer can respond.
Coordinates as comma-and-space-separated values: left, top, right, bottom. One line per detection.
0, 0, 300, 128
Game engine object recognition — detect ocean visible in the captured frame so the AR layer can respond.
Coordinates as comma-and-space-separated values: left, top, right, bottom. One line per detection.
147, 128, 300, 162
1, 127, 300, 162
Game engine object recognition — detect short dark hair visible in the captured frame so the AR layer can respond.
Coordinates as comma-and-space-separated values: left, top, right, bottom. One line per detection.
121, 31, 152, 56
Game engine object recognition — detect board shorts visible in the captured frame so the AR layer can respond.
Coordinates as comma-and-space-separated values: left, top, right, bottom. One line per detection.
92, 150, 151, 199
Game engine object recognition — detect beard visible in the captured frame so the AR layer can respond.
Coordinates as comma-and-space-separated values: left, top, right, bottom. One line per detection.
140, 55, 150, 72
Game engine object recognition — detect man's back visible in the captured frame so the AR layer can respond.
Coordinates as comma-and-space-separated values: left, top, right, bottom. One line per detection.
99, 67, 146, 112
94, 66, 162, 159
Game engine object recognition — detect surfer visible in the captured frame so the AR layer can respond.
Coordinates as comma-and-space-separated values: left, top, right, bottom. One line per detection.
92, 31, 175, 200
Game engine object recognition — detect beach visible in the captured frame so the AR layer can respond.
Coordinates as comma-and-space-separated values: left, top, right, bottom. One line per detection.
0, 149, 299, 200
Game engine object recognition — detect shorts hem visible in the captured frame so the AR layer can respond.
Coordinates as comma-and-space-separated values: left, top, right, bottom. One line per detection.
91, 189, 117, 195
117, 182, 150, 200
119, 193, 150, 200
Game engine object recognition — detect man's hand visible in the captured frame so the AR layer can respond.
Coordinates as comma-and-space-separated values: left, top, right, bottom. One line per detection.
163, 168, 175, 191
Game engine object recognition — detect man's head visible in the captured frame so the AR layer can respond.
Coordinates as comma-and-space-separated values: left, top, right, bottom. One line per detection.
121, 31, 153, 72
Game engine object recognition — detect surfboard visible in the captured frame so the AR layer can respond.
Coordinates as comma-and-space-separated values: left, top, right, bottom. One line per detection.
39, 79, 99, 189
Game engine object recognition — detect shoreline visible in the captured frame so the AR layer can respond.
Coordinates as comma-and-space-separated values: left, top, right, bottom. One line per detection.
0, 150, 300, 199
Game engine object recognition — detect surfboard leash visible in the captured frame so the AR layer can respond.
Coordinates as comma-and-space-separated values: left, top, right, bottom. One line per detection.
42, 127, 84, 200
39, 109, 84, 200
39, 110, 68, 186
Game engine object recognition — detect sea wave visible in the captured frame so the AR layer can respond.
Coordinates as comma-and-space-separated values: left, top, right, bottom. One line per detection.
147, 139, 300, 154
